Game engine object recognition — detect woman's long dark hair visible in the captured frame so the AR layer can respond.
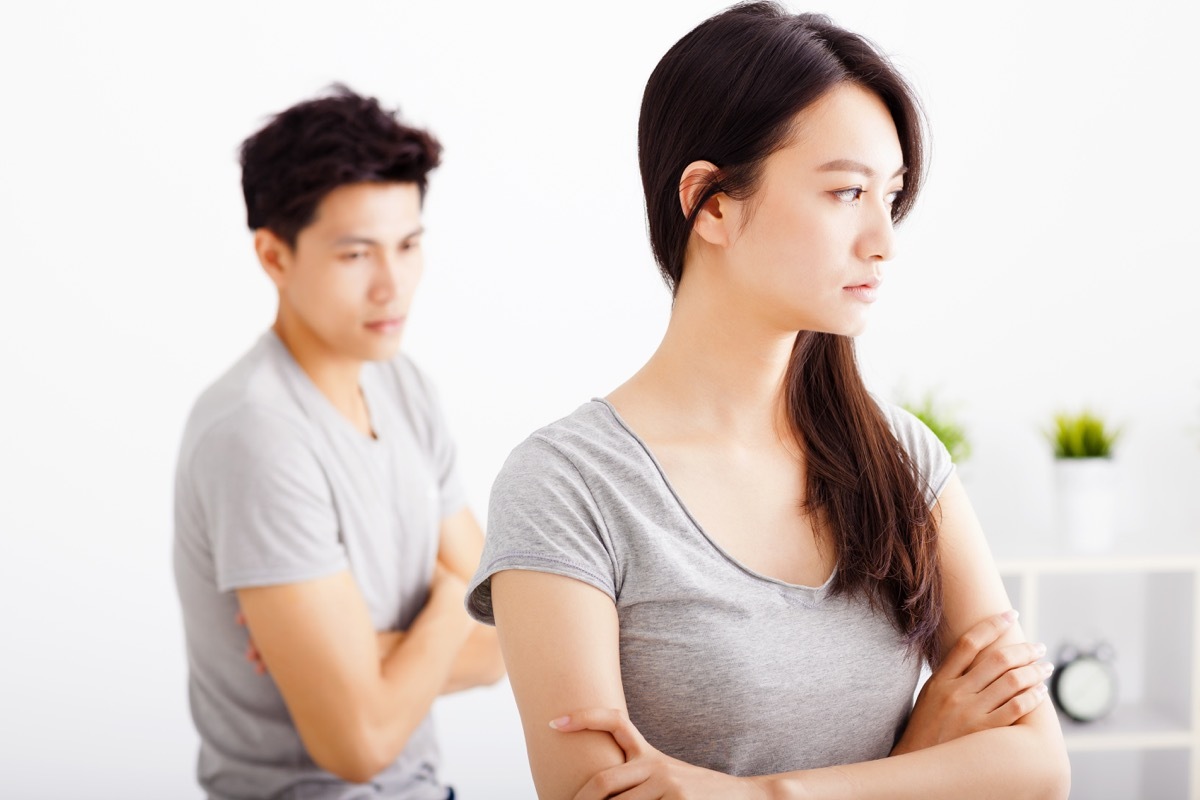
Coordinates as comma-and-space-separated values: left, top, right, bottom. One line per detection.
639, 2, 943, 663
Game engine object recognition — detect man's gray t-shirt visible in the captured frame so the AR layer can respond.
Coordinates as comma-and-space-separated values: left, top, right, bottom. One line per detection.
174, 331, 465, 800
467, 398, 953, 776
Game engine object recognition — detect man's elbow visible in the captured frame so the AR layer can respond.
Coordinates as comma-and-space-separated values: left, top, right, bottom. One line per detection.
312, 740, 391, 785
304, 718, 400, 785
318, 754, 388, 786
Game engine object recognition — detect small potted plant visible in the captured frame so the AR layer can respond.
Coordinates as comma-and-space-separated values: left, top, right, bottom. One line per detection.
900, 391, 972, 464
1046, 410, 1122, 554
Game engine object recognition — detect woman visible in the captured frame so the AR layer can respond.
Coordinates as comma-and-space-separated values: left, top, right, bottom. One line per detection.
467, 4, 1070, 798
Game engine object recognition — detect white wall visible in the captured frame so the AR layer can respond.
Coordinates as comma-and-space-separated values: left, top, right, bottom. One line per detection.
1, 1, 1197, 797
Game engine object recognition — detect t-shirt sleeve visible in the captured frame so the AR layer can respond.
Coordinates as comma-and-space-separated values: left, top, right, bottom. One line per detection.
879, 401, 956, 507
189, 408, 349, 592
466, 434, 618, 625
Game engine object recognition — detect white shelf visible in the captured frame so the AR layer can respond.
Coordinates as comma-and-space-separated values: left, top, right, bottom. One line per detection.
990, 548, 1200, 798
1061, 704, 1193, 752
990, 527, 1200, 566
997, 554, 1200, 575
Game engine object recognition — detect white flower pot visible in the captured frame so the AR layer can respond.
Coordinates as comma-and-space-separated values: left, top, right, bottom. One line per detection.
1054, 458, 1118, 555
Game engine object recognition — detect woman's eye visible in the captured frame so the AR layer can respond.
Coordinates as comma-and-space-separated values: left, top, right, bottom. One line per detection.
833, 187, 864, 203
885, 189, 902, 206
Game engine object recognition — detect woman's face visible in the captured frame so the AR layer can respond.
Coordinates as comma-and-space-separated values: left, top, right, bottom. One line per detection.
724, 82, 906, 338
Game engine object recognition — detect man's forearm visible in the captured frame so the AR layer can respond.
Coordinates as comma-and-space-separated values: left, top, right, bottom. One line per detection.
335, 591, 475, 779
240, 571, 477, 784
378, 622, 505, 695
441, 624, 505, 694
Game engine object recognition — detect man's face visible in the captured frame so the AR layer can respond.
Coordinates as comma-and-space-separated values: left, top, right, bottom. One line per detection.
270, 181, 424, 362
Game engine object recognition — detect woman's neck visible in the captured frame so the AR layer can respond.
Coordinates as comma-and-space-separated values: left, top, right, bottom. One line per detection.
612, 273, 797, 444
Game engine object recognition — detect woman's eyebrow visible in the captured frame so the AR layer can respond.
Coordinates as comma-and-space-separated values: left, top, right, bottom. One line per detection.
817, 159, 908, 179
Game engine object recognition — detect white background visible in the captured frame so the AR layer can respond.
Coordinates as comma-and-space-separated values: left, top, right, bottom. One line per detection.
2, 1, 1198, 798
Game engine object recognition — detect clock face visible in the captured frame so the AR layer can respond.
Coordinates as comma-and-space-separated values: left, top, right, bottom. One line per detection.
1054, 656, 1116, 722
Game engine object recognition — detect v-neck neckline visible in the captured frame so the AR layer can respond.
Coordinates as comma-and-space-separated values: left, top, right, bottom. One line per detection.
265, 330, 385, 447
590, 397, 836, 595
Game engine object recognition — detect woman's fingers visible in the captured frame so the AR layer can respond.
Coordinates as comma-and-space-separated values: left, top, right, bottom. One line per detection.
987, 680, 1051, 727
978, 659, 1054, 714
570, 759, 654, 800
938, 610, 1019, 679
959, 640, 1047, 695
551, 708, 648, 759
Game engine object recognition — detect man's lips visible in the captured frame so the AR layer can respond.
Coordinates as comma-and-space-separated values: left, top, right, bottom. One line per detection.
365, 316, 405, 332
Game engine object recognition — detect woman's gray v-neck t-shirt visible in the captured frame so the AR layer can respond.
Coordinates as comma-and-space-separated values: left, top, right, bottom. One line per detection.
466, 398, 954, 776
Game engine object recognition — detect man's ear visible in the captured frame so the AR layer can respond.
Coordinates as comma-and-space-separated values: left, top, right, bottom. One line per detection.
678, 160, 732, 248
253, 229, 293, 291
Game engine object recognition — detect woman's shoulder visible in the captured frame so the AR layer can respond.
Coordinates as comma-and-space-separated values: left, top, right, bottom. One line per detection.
872, 396, 956, 503
503, 399, 646, 475
489, 398, 671, 530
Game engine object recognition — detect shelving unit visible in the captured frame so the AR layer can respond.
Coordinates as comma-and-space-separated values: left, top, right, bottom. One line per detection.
995, 551, 1200, 799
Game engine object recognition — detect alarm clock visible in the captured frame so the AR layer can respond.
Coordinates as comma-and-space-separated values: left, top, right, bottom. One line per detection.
1050, 642, 1117, 723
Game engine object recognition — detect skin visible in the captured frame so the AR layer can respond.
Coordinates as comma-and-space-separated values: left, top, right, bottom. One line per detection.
237, 181, 505, 783
491, 83, 1070, 799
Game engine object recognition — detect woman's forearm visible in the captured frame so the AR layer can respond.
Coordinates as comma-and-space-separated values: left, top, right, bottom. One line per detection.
760, 718, 1070, 800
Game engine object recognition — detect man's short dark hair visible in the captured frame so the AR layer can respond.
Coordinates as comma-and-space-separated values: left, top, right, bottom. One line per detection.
239, 84, 442, 247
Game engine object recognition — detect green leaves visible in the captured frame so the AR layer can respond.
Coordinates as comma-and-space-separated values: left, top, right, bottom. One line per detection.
901, 392, 972, 463
1047, 410, 1121, 459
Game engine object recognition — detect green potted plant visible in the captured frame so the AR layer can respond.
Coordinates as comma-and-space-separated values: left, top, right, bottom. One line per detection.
1046, 409, 1123, 555
1047, 411, 1121, 459
900, 391, 972, 464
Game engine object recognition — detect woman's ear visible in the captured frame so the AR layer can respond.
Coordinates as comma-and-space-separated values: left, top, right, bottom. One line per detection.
253, 229, 292, 291
678, 160, 732, 247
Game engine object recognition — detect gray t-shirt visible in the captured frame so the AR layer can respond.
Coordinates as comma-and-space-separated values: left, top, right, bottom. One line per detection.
174, 331, 465, 800
467, 398, 953, 776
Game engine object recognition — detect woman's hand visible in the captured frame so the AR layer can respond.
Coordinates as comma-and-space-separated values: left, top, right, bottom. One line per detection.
891, 610, 1052, 756
550, 709, 771, 800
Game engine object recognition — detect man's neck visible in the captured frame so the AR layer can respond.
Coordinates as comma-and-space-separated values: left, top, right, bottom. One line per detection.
272, 316, 372, 437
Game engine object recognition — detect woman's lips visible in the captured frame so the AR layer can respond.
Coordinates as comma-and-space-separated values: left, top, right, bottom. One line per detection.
844, 284, 879, 303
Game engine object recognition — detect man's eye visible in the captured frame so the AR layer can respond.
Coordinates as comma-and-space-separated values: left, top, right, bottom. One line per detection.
339, 251, 368, 261
833, 187, 864, 203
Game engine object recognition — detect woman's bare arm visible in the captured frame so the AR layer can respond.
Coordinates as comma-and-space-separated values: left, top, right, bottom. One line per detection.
491, 570, 628, 798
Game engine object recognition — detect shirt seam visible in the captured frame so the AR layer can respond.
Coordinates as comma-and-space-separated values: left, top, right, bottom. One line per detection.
217, 557, 350, 594
481, 552, 616, 597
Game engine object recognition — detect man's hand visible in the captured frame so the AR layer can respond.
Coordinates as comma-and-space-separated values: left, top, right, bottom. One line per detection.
235, 609, 268, 675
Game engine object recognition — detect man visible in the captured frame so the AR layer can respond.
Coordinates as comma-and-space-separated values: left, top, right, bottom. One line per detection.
173, 85, 504, 800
